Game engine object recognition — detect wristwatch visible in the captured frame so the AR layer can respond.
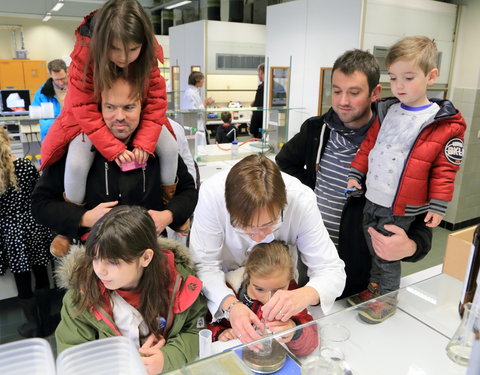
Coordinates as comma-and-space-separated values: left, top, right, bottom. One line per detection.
224, 299, 241, 320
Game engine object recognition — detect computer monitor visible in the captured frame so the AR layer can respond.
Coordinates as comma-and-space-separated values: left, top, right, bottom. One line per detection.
0, 89, 31, 116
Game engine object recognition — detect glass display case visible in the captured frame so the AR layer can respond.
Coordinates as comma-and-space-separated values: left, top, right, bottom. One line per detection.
170, 106, 302, 161
166, 274, 466, 375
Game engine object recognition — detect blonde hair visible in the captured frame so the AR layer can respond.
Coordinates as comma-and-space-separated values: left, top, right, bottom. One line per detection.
245, 241, 293, 284
0, 127, 17, 195
386, 35, 438, 75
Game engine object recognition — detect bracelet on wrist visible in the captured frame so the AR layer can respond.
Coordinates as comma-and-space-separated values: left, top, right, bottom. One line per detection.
224, 299, 241, 320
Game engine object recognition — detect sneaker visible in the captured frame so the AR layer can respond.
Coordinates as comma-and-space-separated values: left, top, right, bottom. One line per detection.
346, 282, 380, 306
358, 296, 398, 324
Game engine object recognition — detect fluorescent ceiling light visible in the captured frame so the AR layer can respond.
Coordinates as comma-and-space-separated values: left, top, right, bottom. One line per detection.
51, 1, 64, 12
165, 1, 192, 10
42, 13, 52, 22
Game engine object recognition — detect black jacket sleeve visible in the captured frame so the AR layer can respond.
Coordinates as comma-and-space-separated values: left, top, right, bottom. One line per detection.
166, 154, 198, 229
276, 116, 323, 189
402, 214, 433, 262
32, 158, 87, 239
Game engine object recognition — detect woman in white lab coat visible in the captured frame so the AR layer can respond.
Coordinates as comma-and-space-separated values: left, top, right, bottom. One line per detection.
180, 72, 214, 144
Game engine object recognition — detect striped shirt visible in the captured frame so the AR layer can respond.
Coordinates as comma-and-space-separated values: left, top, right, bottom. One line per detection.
314, 127, 360, 247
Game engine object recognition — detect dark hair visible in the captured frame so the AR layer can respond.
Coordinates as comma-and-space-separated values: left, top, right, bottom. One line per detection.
226, 154, 286, 228
89, 0, 158, 102
48, 59, 67, 73
332, 49, 380, 93
72, 205, 170, 338
245, 240, 293, 284
188, 71, 205, 86
258, 63, 265, 73
221, 111, 232, 123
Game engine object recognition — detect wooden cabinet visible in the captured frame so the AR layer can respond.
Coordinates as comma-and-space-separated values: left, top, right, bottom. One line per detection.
0, 59, 48, 98
22, 60, 48, 96
0, 60, 25, 89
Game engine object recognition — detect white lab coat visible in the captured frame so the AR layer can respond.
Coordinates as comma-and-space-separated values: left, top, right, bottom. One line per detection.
181, 84, 204, 110
190, 169, 346, 320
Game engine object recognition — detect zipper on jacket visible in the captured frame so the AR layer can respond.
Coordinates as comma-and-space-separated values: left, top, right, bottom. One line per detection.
104, 162, 109, 196
142, 166, 146, 193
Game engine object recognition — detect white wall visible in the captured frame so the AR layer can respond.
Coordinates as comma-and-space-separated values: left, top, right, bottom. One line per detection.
363, 0, 457, 85
266, 0, 363, 138
0, 16, 77, 63
169, 20, 206, 93
443, 2, 480, 225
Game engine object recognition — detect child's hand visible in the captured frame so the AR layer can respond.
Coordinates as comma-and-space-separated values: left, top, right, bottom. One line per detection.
218, 328, 236, 341
114, 150, 135, 167
139, 334, 166, 375
347, 178, 362, 190
133, 148, 149, 163
424, 211, 444, 228
266, 319, 296, 343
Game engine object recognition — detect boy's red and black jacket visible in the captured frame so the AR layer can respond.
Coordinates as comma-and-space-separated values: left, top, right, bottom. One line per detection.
350, 97, 466, 216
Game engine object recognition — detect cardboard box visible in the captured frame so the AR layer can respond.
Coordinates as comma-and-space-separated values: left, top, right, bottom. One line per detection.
443, 225, 477, 281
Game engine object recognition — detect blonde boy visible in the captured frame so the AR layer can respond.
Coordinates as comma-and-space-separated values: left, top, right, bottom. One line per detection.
346, 36, 466, 323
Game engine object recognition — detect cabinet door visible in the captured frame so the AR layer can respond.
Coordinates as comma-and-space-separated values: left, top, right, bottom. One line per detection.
0, 60, 25, 90
23, 60, 48, 99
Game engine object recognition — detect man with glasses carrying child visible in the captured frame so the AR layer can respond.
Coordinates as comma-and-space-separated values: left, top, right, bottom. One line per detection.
190, 154, 346, 344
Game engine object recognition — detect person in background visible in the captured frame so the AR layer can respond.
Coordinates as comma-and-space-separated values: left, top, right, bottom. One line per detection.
181, 71, 214, 145
181, 71, 214, 111
190, 154, 345, 344
276, 49, 432, 301
55, 205, 207, 375
31, 59, 68, 140
215, 111, 237, 144
0, 127, 56, 338
249, 63, 265, 139
346, 36, 466, 323
208, 240, 318, 357
40, 0, 180, 256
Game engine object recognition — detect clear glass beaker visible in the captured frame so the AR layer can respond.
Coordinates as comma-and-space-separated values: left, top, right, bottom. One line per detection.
446, 302, 480, 366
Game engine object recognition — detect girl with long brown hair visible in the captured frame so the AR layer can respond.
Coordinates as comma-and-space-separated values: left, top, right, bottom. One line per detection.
41, 0, 181, 257
55, 205, 207, 374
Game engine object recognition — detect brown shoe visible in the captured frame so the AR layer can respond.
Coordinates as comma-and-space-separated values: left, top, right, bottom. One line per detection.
162, 178, 178, 206
175, 218, 191, 234
346, 282, 381, 306
50, 235, 71, 258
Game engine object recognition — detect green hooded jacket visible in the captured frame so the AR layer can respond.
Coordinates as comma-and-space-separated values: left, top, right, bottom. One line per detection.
54, 237, 208, 373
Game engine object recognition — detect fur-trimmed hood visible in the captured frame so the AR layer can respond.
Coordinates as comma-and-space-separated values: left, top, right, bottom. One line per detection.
55, 236, 194, 290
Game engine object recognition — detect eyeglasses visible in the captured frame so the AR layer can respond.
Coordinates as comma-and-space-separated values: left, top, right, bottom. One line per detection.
52, 76, 68, 84
231, 211, 283, 238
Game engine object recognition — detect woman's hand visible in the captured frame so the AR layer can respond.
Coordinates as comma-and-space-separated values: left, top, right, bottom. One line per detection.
266, 319, 296, 343
139, 334, 166, 375
261, 287, 318, 322
228, 301, 263, 344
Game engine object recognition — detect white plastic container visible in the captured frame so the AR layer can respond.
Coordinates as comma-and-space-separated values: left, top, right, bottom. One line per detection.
0, 338, 55, 375
56, 336, 146, 375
